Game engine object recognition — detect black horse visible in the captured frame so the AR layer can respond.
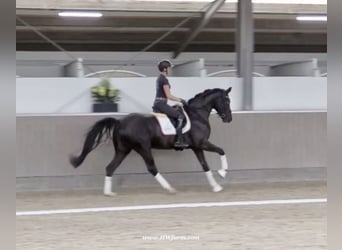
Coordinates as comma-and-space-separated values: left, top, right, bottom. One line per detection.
70, 87, 232, 196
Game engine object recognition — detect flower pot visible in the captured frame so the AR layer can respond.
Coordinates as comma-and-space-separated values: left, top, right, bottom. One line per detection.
93, 103, 118, 113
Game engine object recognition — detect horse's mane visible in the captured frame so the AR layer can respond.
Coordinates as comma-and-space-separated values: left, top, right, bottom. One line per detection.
188, 88, 223, 104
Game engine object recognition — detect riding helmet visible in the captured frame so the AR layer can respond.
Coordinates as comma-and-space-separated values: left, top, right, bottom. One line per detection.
158, 60, 173, 72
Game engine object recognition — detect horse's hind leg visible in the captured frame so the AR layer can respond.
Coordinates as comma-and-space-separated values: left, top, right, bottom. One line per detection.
135, 146, 176, 193
104, 149, 130, 196
192, 148, 223, 192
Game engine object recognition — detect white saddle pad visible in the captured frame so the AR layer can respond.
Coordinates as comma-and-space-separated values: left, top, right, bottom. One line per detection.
152, 107, 191, 135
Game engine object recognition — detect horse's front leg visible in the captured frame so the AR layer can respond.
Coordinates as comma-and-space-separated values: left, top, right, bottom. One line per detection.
192, 149, 223, 192
202, 141, 228, 178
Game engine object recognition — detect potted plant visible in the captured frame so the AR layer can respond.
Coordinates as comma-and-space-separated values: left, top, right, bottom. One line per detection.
91, 78, 120, 112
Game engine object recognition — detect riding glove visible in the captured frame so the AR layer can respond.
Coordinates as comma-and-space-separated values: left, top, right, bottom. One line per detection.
180, 99, 188, 106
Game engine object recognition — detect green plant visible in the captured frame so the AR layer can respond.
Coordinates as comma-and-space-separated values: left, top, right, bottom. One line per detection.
91, 79, 120, 104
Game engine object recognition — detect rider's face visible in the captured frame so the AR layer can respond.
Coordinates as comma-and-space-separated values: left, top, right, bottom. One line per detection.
165, 67, 171, 75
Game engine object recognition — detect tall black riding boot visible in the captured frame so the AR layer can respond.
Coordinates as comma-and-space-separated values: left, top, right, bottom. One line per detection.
174, 117, 189, 148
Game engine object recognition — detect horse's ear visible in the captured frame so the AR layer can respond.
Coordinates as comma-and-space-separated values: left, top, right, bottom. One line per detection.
225, 87, 232, 95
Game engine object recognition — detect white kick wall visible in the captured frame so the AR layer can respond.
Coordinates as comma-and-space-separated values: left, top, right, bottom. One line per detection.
16, 77, 326, 114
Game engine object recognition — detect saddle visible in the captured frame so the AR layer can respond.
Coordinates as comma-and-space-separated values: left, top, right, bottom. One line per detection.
152, 105, 191, 135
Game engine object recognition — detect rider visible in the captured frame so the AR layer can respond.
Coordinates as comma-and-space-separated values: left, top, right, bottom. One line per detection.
152, 60, 189, 148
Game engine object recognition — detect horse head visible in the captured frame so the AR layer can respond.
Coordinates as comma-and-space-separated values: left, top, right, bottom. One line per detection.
188, 87, 232, 123
213, 87, 232, 123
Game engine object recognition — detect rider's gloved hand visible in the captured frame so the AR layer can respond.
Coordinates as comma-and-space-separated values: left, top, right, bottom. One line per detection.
180, 99, 188, 106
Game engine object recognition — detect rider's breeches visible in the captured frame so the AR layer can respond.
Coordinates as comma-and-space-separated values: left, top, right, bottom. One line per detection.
152, 100, 184, 120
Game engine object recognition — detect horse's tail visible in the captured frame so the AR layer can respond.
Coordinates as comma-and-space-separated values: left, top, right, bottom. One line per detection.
69, 117, 119, 168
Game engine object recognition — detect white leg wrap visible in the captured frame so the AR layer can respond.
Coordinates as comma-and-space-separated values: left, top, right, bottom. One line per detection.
104, 176, 116, 196
218, 155, 228, 178
155, 173, 176, 193
205, 171, 223, 192
220, 155, 228, 171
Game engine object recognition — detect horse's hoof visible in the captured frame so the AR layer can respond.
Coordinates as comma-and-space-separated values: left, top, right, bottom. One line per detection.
213, 185, 223, 192
218, 169, 227, 179
168, 188, 177, 194
104, 192, 116, 197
